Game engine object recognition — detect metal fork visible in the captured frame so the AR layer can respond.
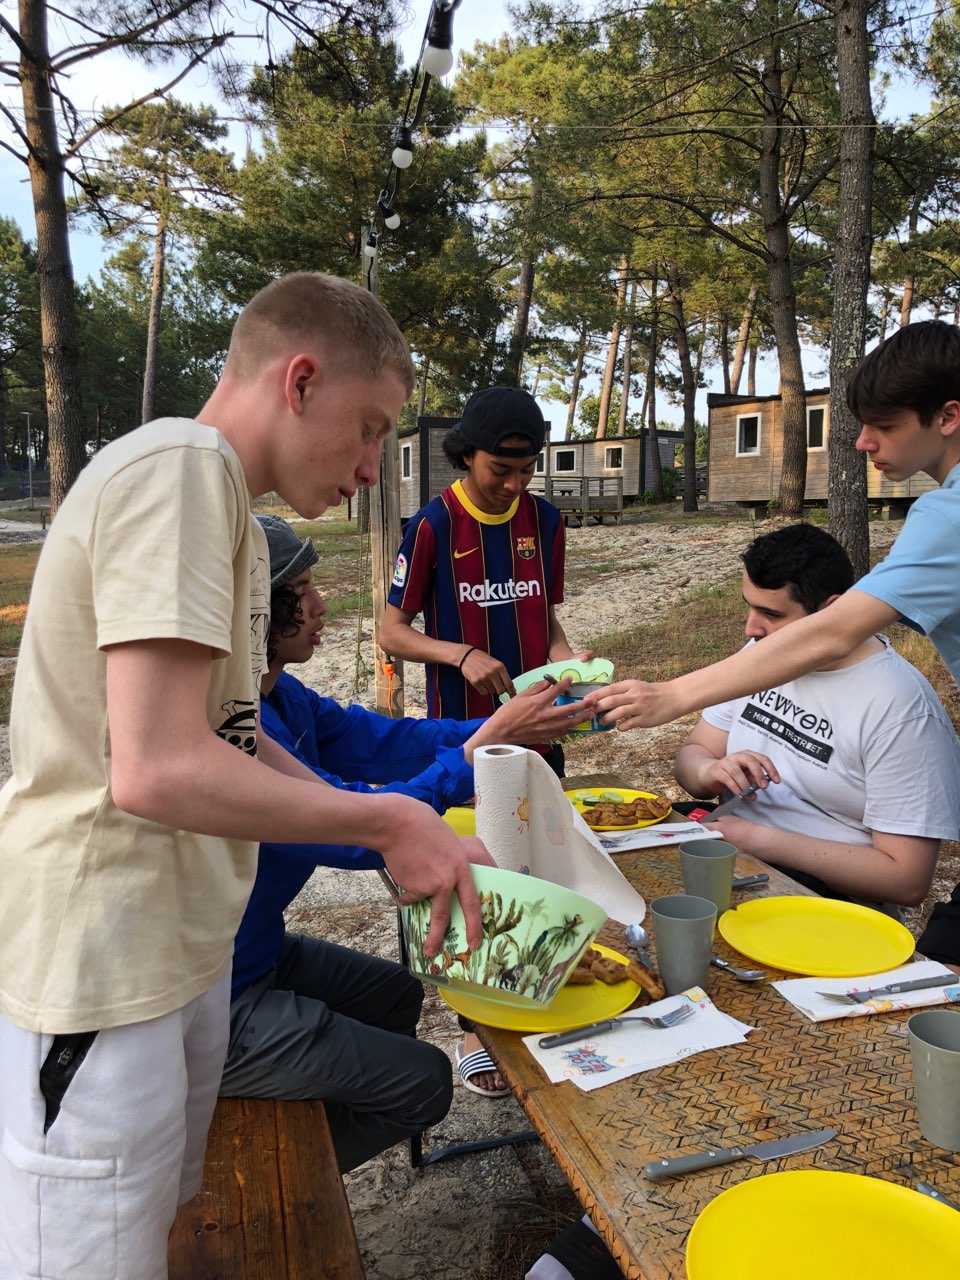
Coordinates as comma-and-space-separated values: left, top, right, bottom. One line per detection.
538, 1001, 694, 1049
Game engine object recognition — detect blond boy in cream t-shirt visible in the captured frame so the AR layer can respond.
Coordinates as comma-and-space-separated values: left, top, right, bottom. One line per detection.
0, 273, 494, 1280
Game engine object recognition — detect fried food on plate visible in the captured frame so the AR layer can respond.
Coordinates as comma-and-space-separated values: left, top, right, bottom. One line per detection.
582, 794, 672, 827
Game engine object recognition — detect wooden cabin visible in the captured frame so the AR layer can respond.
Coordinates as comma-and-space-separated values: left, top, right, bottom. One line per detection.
398, 416, 683, 522
707, 389, 937, 511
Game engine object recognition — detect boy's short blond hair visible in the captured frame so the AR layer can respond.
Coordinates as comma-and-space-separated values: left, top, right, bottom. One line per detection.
226, 272, 415, 394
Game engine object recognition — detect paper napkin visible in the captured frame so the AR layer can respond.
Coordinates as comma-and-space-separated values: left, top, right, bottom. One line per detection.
773, 961, 960, 1023
523, 988, 755, 1092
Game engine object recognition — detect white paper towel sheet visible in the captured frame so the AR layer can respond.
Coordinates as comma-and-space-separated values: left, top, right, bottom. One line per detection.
473, 744, 648, 924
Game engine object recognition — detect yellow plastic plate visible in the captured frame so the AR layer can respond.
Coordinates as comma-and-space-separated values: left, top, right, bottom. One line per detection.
499, 656, 614, 702
717, 895, 915, 977
438, 944, 640, 1033
569, 788, 671, 832
443, 806, 476, 837
686, 1171, 960, 1278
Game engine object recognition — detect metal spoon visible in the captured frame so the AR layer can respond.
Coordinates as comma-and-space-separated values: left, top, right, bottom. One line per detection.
624, 923, 649, 953
710, 954, 767, 982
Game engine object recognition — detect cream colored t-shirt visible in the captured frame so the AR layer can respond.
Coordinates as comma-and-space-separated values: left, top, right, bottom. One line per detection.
0, 419, 269, 1033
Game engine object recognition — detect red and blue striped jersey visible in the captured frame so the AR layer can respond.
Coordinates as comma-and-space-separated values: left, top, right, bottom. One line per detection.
388, 480, 566, 719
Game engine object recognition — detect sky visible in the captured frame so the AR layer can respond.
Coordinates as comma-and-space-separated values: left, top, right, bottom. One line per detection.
0, 2, 932, 430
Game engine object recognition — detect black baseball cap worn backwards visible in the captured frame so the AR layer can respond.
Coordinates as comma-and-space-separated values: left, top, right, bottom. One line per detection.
455, 387, 546, 457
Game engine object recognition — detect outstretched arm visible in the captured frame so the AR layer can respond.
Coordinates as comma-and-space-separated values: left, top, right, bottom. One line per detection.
590, 589, 900, 729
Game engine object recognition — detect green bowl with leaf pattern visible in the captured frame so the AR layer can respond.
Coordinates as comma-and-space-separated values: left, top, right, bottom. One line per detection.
401, 865, 607, 1009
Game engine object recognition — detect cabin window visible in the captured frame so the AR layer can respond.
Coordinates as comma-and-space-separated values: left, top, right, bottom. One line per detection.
554, 449, 576, 472
736, 414, 760, 456
401, 443, 412, 479
807, 405, 826, 450
604, 446, 623, 470
535, 452, 545, 473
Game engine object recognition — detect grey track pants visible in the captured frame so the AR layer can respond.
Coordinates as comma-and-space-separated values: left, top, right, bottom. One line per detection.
220, 934, 452, 1172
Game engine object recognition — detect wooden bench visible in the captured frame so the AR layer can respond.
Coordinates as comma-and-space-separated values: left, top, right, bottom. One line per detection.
168, 1097, 364, 1279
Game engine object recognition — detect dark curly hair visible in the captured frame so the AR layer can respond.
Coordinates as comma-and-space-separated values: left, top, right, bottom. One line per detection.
741, 523, 854, 614
441, 428, 475, 471
267, 583, 304, 664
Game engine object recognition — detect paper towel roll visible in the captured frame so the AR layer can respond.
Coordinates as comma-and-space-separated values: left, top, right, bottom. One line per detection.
472, 744, 647, 923
474, 743, 531, 870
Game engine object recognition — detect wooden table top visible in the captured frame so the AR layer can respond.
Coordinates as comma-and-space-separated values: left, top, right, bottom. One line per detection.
477, 775, 960, 1279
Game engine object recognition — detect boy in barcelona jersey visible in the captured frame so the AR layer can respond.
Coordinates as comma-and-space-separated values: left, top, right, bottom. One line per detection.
380, 385, 591, 1096
381, 386, 588, 737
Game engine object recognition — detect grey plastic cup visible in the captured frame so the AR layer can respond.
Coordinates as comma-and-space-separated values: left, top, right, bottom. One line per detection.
908, 1009, 960, 1151
650, 894, 718, 996
679, 838, 737, 914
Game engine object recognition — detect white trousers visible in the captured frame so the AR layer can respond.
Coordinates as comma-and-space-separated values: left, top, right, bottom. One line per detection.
0, 974, 229, 1280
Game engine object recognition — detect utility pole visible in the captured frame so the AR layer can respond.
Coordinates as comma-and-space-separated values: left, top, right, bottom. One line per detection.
22, 412, 34, 509
362, 0, 461, 716
363, 236, 406, 717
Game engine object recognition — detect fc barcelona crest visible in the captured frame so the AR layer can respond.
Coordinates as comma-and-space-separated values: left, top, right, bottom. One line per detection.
516, 535, 536, 560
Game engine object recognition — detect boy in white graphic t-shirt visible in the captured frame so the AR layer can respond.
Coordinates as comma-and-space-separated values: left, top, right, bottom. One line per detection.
673, 523, 960, 914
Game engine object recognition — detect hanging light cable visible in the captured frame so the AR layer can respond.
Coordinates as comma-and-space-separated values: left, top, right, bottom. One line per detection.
363, 0, 463, 274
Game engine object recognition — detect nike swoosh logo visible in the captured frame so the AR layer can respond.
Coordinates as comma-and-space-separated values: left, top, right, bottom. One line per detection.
453, 547, 478, 559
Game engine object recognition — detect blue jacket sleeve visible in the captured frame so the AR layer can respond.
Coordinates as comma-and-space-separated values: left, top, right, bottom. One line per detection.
270, 672, 485, 783
258, 683, 479, 869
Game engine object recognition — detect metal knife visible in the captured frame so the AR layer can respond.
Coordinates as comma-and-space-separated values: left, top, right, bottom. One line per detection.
704, 782, 761, 822
816, 974, 960, 1003
916, 1181, 960, 1212
732, 873, 769, 889
538, 1014, 656, 1050
643, 1127, 837, 1182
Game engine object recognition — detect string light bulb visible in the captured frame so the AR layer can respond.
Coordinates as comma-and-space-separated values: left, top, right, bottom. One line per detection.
423, 2, 456, 78
363, 229, 378, 258
378, 194, 401, 230
391, 125, 414, 169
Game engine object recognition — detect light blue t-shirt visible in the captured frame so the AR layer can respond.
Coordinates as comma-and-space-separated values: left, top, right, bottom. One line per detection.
853, 462, 960, 685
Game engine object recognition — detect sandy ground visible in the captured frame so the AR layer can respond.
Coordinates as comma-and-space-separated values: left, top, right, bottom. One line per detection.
1, 511, 943, 1279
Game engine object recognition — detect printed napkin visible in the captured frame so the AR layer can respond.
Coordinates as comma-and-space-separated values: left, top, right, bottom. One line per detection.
579, 819, 725, 853
773, 961, 960, 1023
523, 988, 755, 1092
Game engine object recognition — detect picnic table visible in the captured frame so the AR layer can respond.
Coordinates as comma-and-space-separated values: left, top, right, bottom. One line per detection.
476, 774, 960, 1279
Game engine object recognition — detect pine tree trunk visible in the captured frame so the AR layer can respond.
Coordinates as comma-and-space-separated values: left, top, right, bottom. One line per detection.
899, 195, 920, 328
417, 355, 430, 417
646, 279, 665, 503
142, 207, 167, 425
19, 0, 87, 512
617, 283, 637, 435
596, 256, 629, 440
718, 314, 731, 394
665, 266, 698, 513
828, 0, 873, 578
0, 365, 7, 469
730, 284, 759, 394
565, 321, 588, 441
506, 178, 539, 384
759, 31, 807, 517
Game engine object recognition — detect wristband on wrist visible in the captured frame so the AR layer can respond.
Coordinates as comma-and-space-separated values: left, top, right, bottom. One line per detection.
458, 645, 476, 671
